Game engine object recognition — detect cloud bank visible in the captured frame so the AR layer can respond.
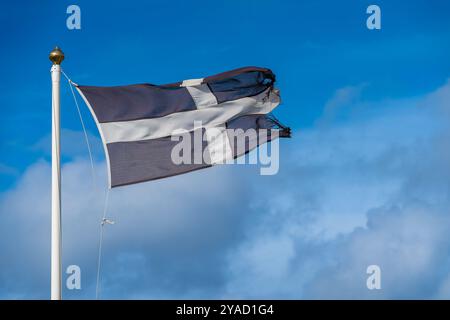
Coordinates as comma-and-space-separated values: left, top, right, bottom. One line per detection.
1, 80, 450, 299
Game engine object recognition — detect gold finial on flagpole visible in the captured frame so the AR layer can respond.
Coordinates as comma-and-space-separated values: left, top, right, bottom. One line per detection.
49, 46, 64, 65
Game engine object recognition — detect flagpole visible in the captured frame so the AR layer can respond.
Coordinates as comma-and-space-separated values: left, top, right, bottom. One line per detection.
49, 47, 64, 300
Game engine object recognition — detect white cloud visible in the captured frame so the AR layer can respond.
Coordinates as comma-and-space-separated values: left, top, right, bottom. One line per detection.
224, 79, 450, 299
1, 80, 450, 299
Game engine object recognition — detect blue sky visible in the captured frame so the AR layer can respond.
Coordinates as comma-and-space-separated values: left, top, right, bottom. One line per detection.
0, 0, 450, 299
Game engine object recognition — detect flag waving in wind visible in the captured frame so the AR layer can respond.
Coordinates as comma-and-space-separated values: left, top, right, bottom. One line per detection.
76, 67, 290, 188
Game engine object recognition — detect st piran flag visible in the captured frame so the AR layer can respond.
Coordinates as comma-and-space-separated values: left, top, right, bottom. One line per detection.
76, 67, 290, 188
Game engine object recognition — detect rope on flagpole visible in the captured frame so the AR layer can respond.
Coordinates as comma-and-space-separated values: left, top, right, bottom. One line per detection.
62, 70, 113, 300
96, 188, 110, 300
62, 70, 96, 190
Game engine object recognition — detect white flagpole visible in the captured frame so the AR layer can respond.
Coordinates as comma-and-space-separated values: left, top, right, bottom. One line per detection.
49, 47, 64, 300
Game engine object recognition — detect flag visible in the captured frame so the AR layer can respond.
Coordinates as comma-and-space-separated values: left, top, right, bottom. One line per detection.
76, 67, 290, 188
